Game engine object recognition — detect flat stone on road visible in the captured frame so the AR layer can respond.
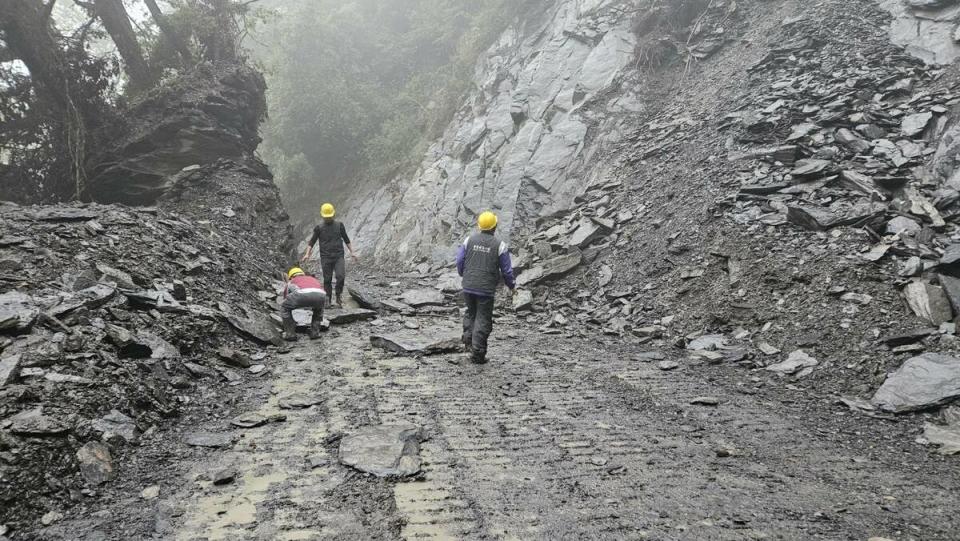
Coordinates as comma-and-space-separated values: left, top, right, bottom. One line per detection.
339, 424, 423, 478
370, 332, 462, 356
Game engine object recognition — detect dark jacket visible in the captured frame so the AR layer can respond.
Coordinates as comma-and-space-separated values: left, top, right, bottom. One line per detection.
456, 231, 515, 297
308, 220, 351, 259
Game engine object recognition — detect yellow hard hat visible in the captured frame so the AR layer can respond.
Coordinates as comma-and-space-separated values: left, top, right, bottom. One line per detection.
320, 203, 336, 218
478, 211, 498, 231
288, 267, 304, 279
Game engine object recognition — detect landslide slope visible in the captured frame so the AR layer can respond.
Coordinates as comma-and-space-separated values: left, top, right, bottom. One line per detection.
349, 0, 960, 447
0, 63, 293, 532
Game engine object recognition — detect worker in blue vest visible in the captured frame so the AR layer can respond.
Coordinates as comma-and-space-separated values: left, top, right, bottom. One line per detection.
456, 211, 516, 364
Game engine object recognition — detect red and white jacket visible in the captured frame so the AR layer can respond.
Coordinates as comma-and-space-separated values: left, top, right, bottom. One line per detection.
283, 275, 325, 298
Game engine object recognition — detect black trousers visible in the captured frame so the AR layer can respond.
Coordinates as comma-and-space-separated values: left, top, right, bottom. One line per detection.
321, 256, 346, 298
462, 293, 494, 356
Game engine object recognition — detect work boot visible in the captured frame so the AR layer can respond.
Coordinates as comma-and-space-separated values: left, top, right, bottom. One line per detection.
282, 317, 298, 342
471, 349, 487, 364
309, 319, 322, 340
335, 293, 343, 307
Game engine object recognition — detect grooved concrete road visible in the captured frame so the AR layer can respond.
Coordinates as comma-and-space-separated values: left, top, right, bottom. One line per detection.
39, 308, 960, 540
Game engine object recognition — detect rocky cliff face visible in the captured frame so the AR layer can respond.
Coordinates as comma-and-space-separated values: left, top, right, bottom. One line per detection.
880, 0, 960, 64
345, 0, 646, 261
344, 0, 960, 429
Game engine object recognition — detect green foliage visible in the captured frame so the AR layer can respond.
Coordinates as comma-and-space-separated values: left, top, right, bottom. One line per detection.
256, 0, 537, 220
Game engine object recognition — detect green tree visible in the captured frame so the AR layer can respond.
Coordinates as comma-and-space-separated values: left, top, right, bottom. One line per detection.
255, 0, 537, 221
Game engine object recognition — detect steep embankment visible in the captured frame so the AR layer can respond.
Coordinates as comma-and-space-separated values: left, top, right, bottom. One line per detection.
344, 0, 643, 260
347, 0, 960, 446
0, 65, 292, 532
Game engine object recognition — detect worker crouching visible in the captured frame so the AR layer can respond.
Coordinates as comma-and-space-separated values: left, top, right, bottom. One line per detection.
281, 267, 326, 341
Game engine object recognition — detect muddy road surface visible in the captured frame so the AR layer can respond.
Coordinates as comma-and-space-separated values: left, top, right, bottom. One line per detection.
33, 297, 960, 540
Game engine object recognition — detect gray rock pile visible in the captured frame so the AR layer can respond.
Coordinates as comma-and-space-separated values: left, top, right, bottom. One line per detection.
0, 159, 289, 526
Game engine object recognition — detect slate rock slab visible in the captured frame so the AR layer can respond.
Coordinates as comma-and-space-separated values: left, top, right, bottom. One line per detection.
278, 394, 323, 410
339, 424, 423, 477
369, 332, 462, 356
568, 218, 610, 248
790, 158, 833, 179
786, 205, 840, 231
227, 312, 281, 346
766, 350, 818, 377
183, 432, 235, 448
348, 285, 381, 309
77, 442, 115, 485
117, 331, 181, 361
399, 289, 445, 308
903, 282, 953, 325
30, 207, 100, 222
940, 243, 960, 268
7, 408, 70, 436
381, 299, 414, 313
901, 111, 933, 137
91, 410, 139, 443
922, 407, 960, 455
513, 289, 533, 311
0, 353, 21, 387
327, 308, 377, 325
517, 251, 583, 287
230, 413, 286, 429
0, 291, 38, 334
45, 284, 117, 319
687, 334, 727, 351
872, 353, 960, 412
123, 289, 186, 313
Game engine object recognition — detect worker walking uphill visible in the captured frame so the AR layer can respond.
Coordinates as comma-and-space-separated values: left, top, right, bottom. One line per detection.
301, 203, 358, 307
281, 267, 326, 341
456, 211, 516, 364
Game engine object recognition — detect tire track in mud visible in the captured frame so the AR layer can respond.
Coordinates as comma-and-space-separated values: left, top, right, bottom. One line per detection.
360, 320, 960, 540
36, 310, 960, 540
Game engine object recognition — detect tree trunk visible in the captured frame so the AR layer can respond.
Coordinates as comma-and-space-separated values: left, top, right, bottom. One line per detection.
92, 0, 154, 91
0, 0, 73, 114
143, 0, 193, 67
203, 0, 238, 62
0, 0, 92, 198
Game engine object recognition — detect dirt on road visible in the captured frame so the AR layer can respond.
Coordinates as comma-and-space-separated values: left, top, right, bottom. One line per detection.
26, 288, 960, 541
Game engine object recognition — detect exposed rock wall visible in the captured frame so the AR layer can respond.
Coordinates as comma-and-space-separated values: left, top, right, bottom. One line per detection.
879, 0, 960, 64
345, 0, 644, 262
84, 63, 267, 205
